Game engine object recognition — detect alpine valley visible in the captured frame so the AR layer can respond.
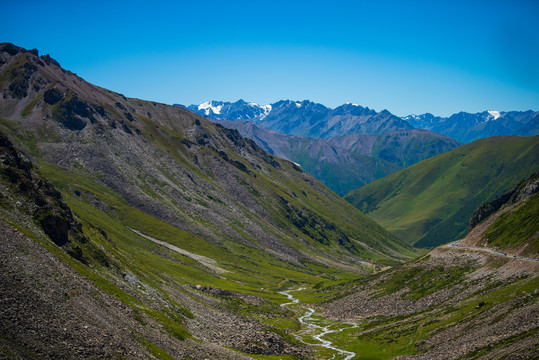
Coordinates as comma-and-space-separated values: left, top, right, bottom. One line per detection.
1, 43, 538, 360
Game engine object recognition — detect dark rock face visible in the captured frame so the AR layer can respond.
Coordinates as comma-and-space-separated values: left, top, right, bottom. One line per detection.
0, 130, 89, 255
54, 94, 97, 130
469, 172, 539, 229
43, 88, 63, 105
8, 59, 37, 99
124, 112, 134, 122
34, 210, 71, 246
115, 102, 127, 111
469, 191, 515, 230
0, 42, 22, 56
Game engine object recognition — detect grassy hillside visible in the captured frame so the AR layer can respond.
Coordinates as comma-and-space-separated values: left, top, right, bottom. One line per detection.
370, 129, 461, 168
0, 128, 321, 358
345, 136, 539, 247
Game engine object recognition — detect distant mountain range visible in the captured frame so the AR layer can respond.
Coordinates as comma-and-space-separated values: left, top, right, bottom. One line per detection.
403, 110, 538, 143
184, 100, 538, 144
180, 100, 461, 195
184, 100, 413, 137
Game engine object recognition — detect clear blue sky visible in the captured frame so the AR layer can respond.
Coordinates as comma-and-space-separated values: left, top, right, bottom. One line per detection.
2, 0, 538, 116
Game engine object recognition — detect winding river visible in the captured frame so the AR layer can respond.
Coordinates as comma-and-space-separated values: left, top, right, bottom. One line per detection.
279, 289, 358, 360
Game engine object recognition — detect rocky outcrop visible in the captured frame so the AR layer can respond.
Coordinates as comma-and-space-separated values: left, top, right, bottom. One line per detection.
469, 190, 515, 229
0, 130, 106, 264
469, 172, 539, 229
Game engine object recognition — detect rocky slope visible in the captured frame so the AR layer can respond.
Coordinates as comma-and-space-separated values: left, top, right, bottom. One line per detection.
320, 245, 538, 359
1, 128, 312, 359
0, 43, 412, 267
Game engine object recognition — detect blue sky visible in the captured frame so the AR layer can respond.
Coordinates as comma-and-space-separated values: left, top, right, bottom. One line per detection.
3, 0, 538, 116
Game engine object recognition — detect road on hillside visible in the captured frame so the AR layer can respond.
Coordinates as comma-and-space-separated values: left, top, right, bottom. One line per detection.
445, 241, 538, 262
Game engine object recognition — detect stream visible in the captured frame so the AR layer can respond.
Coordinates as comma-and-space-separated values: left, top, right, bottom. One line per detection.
279, 289, 359, 360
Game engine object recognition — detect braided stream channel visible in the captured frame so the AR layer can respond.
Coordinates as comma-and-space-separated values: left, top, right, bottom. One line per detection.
279, 289, 359, 360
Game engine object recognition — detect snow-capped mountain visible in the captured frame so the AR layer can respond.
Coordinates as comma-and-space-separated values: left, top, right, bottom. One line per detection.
184, 100, 272, 121
184, 100, 413, 137
403, 110, 538, 143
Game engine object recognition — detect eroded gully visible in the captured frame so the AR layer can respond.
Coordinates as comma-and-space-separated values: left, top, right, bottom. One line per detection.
279, 289, 359, 360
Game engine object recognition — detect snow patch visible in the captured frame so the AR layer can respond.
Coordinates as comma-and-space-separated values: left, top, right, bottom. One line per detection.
405, 114, 421, 120
487, 110, 501, 120
198, 101, 222, 115
198, 101, 212, 111
211, 105, 223, 115
295, 102, 302, 108
259, 104, 272, 120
